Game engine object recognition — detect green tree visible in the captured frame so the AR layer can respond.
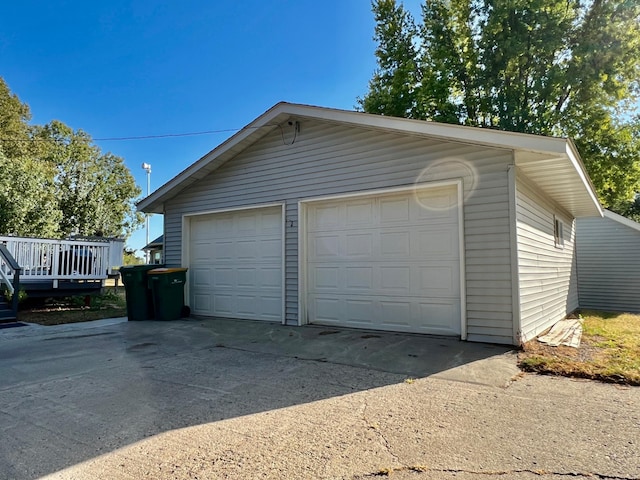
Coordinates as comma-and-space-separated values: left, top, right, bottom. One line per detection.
0, 150, 62, 237
0, 78, 144, 239
0, 78, 32, 159
33, 121, 144, 238
359, 0, 640, 211
123, 248, 144, 266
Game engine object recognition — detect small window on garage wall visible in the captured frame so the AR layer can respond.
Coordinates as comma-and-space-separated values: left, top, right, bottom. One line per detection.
554, 216, 564, 248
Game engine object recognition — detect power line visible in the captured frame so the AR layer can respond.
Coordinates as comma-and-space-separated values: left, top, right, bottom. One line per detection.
94, 128, 244, 141
0, 125, 267, 143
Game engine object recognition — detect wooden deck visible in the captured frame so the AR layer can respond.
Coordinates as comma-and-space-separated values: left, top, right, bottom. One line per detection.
0, 235, 124, 298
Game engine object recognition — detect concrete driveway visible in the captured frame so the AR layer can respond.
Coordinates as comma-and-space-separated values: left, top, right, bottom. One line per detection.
0, 317, 638, 480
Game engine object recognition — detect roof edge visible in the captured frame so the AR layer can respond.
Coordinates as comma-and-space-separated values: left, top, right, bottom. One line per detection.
137, 102, 292, 212
604, 209, 640, 232
137, 102, 602, 215
565, 140, 603, 217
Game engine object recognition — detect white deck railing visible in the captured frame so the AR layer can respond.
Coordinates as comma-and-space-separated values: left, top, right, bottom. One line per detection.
0, 235, 123, 282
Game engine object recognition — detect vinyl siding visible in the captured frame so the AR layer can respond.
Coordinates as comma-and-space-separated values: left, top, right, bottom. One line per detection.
576, 215, 640, 312
163, 119, 515, 343
515, 173, 579, 343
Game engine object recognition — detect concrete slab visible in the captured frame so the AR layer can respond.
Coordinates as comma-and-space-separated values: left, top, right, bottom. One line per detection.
1, 317, 637, 480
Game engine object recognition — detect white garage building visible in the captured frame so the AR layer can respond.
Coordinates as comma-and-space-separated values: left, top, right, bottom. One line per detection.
138, 103, 603, 345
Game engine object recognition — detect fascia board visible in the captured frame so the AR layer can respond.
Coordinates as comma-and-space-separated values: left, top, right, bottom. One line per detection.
565, 140, 603, 217
137, 102, 290, 213
604, 209, 640, 232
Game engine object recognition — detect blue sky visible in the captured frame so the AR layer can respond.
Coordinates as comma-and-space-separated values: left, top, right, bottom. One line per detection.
2, 0, 423, 254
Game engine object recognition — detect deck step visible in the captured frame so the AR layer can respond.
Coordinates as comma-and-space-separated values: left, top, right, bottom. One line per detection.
0, 311, 17, 322
0, 298, 16, 321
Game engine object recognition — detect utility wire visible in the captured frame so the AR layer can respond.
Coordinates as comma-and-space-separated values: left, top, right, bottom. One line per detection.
94, 128, 244, 141
0, 124, 280, 143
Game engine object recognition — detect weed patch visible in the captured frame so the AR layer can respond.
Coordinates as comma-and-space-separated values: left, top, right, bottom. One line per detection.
519, 311, 640, 385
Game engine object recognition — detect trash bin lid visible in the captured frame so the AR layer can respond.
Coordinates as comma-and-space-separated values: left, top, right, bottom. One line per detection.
147, 267, 188, 274
120, 264, 160, 271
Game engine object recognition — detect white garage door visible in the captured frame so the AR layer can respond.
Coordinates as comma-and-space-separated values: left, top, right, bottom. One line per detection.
188, 206, 283, 321
306, 186, 461, 335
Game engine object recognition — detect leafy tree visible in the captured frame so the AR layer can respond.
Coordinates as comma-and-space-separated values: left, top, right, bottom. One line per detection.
0, 78, 32, 159
0, 150, 61, 237
123, 248, 144, 266
0, 78, 143, 239
33, 121, 144, 238
359, 0, 640, 211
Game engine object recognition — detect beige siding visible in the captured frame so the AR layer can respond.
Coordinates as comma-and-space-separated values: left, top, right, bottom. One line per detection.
576, 214, 640, 312
516, 173, 579, 342
164, 119, 515, 343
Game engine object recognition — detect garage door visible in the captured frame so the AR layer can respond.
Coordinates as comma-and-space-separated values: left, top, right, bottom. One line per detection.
189, 206, 283, 321
306, 186, 461, 335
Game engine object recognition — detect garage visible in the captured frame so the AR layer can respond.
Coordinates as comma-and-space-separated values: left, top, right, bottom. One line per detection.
303, 184, 462, 335
188, 205, 284, 321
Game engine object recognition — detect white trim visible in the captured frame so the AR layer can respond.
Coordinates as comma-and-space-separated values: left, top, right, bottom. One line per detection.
280, 203, 286, 325
283, 103, 568, 154
604, 209, 640, 232
554, 215, 565, 249
297, 200, 308, 326
566, 142, 603, 217
181, 202, 286, 324
299, 181, 466, 338
455, 178, 467, 340
181, 202, 285, 219
507, 164, 522, 345
300, 179, 462, 205
181, 214, 190, 306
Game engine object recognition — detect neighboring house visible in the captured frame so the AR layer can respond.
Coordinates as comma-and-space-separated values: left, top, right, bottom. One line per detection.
576, 210, 640, 313
138, 102, 602, 345
142, 235, 164, 264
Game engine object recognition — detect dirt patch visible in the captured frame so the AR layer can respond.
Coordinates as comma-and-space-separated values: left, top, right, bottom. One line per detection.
17, 290, 126, 326
519, 335, 639, 386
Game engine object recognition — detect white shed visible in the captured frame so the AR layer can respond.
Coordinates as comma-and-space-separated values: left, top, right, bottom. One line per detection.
138, 103, 603, 345
577, 210, 640, 313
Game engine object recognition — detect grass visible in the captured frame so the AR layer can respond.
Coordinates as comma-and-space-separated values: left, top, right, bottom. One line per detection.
519, 310, 640, 386
17, 288, 127, 326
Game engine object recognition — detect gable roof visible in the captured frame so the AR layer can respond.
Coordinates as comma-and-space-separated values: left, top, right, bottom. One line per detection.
604, 210, 640, 232
142, 234, 163, 251
138, 102, 602, 217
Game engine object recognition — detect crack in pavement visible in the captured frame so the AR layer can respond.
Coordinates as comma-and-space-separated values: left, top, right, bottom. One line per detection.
359, 400, 403, 467
358, 465, 640, 479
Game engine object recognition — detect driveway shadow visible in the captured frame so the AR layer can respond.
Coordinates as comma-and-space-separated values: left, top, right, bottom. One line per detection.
0, 317, 515, 480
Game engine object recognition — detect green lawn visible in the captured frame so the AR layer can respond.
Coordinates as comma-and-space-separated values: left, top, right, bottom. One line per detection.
519, 311, 640, 385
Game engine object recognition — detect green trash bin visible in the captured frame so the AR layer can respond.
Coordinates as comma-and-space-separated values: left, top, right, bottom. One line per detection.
147, 267, 188, 321
120, 264, 160, 321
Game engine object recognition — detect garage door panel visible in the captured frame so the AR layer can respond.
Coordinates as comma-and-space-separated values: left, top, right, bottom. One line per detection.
380, 231, 410, 256
192, 267, 211, 287
310, 235, 341, 258
193, 294, 211, 313
345, 266, 373, 289
309, 262, 458, 297
259, 267, 282, 288
306, 187, 461, 335
420, 266, 455, 294
380, 197, 410, 223
346, 234, 373, 256
310, 293, 459, 333
188, 206, 283, 322
380, 266, 411, 291
259, 238, 283, 259
346, 201, 374, 224
213, 267, 234, 287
